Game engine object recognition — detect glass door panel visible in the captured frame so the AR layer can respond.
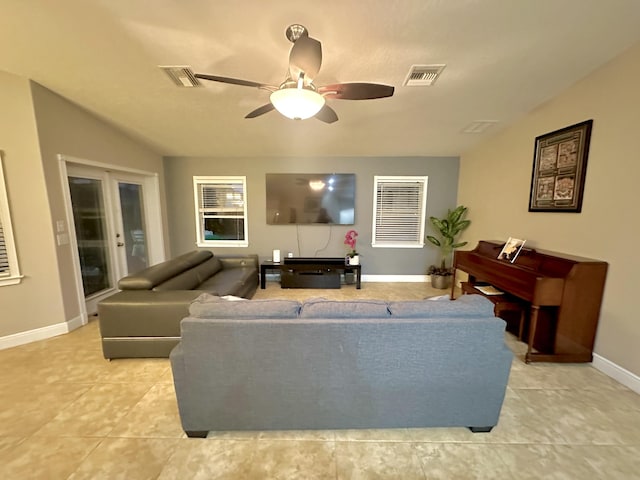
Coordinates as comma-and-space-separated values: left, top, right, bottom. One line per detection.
118, 182, 148, 273
68, 176, 112, 297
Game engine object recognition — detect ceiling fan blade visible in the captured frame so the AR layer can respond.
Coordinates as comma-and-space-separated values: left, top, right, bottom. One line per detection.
245, 103, 275, 119
315, 105, 338, 124
289, 36, 322, 82
195, 73, 273, 89
318, 83, 395, 100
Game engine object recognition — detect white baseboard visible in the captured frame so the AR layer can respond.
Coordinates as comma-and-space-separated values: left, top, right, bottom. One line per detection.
67, 314, 88, 331
265, 273, 430, 283
592, 354, 640, 395
0, 314, 85, 351
362, 274, 429, 283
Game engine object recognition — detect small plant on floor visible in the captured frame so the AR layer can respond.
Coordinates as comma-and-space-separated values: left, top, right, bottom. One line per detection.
426, 205, 471, 279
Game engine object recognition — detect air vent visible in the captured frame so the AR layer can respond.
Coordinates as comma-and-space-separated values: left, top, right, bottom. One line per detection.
159, 66, 201, 87
461, 121, 498, 134
403, 64, 446, 86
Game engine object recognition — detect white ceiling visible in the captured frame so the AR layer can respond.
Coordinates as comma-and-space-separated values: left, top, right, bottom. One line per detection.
2, 0, 640, 157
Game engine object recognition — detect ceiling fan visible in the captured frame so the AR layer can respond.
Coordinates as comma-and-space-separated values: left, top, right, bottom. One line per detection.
195, 24, 394, 123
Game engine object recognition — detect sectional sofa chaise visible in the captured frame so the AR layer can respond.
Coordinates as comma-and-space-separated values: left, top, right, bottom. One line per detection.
170, 294, 514, 437
97, 250, 259, 359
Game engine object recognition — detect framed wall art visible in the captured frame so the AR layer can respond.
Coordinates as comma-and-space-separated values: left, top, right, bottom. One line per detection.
528, 119, 593, 212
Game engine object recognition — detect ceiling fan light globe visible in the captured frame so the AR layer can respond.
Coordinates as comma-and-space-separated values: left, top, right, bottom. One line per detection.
270, 88, 325, 120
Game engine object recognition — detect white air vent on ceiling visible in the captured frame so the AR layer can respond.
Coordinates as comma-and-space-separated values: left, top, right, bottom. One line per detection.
159, 66, 201, 87
403, 64, 446, 86
461, 121, 498, 134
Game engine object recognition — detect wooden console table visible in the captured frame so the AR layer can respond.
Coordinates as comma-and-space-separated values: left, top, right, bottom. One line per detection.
260, 257, 361, 289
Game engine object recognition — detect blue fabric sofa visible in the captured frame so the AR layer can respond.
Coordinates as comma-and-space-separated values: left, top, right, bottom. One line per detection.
170, 294, 513, 438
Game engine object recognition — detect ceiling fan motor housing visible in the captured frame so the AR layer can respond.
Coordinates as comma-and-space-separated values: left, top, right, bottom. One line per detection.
285, 24, 309, 43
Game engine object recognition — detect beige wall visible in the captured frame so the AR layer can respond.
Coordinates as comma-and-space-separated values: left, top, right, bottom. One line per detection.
0, 72, 166, 341
0, 72, 66, 337
30, 82, 168, 323
458, 42, 640, 376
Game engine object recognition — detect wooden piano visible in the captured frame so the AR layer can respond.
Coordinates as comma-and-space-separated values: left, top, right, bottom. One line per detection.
452, 241, 608, 363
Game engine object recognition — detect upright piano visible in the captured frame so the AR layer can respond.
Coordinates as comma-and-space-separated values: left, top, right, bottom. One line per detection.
452, 241, 608, 363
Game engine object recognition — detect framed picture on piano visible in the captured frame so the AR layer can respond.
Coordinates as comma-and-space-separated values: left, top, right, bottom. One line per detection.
529, 119, 593, 212
497, 237, 526, 263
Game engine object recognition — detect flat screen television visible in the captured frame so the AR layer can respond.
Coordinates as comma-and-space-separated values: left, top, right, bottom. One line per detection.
266, 173, 355, 225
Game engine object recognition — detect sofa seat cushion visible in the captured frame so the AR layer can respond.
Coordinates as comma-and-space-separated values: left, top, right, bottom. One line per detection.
300, 298, 390, 318
189, 293, 301, 319
197, 267, 257, 296
388, 294, 495, 318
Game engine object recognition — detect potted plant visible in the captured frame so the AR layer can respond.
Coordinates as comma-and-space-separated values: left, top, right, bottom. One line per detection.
344, 229, 359, 266
425, 205, 471, 289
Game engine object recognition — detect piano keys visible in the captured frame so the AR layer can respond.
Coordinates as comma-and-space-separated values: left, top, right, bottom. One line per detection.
452, 241, 608, 363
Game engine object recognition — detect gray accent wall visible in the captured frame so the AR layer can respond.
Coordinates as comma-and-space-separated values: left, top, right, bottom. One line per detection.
164, 156, 459, 275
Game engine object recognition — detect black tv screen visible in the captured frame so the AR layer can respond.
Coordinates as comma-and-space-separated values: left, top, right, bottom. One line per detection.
266, 173, 355, 225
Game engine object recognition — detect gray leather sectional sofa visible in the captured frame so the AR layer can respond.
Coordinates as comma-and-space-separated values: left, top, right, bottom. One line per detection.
97, 250, 258, 359
170, 294, 513, 437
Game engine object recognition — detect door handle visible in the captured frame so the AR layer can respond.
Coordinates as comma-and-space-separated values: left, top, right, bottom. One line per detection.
117, 242, 125, 247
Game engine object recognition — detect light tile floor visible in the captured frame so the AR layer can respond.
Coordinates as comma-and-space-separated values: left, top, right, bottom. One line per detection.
1, 282, 639, 479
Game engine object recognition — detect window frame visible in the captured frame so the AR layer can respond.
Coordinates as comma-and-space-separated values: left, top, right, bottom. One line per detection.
371, 175, 428, 249
193, 175, 249, 248
0, 153, 22, 286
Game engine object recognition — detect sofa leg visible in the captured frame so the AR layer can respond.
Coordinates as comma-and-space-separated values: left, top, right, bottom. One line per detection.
185, 430, 208, 438
468, 426, 493, 433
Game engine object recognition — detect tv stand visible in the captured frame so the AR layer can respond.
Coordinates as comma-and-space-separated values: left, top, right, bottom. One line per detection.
260, 257, 361, 289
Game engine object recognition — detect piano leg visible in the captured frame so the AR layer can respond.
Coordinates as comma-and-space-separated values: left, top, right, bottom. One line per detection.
517, 310, 526, 341
525, 305, 540, 364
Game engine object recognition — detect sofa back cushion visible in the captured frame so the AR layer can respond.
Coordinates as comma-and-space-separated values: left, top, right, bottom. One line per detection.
189, 293, 301, 319
118, 250, 213, 290
299, 298, 390, 318
152, 256, 225, 292
153, 269, 201, 291
194, 257, 224, 283
388, 294, 495, 318
197, 267, 256, 296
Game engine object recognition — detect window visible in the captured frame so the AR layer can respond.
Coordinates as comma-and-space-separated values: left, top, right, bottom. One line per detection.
0, 153, 22, 286
194, 176, 248, 247
372, 175, 428, 248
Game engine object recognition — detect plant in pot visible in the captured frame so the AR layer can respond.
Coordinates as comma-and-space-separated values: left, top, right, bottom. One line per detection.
344, 229, 359, 266
426, 205, 471, 289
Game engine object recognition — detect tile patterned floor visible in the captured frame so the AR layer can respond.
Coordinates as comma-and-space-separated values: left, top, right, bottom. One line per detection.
1, 282, 639, 479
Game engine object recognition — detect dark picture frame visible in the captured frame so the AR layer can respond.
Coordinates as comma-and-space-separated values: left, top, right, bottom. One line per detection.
528, 119, 593, 212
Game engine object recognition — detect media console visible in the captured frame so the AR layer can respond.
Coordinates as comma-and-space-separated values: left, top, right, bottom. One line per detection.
260, 257, 361, 289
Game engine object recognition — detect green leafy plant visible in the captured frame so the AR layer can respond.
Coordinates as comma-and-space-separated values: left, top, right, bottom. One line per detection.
426, 205, 471, 276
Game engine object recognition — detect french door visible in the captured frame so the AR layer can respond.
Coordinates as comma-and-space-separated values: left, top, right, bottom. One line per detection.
66, 163, 159, 315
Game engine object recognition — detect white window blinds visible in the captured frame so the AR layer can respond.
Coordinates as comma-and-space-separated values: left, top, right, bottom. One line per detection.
0, 153, 22, 285
0, 220, 9, 274
372, 176, 428, 248
198, 183, 245, 216
193, 176, 248, 247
